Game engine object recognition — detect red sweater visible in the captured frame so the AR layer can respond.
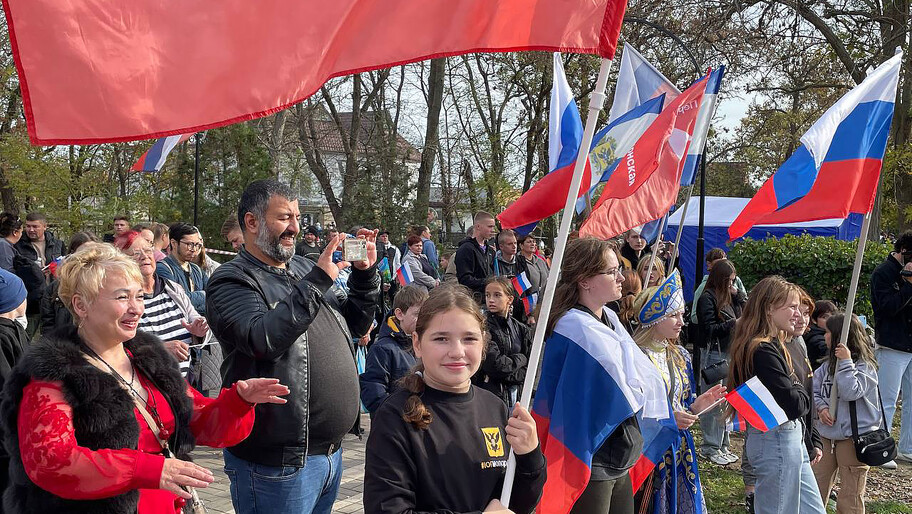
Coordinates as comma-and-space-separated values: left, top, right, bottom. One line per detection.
17, 376, 254, 513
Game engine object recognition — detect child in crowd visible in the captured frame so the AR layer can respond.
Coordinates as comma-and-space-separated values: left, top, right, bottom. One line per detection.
359, 285, 428, 415
475, 277, 533, 409
727, 276, 826, 514
813, 313, 880, 513
0, 268, 28, 495
806, 300, 838, 370
363, 285, 545, 514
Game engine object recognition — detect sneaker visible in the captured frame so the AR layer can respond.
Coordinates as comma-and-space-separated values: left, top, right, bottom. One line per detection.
722, 449, 740, 464
745, 492, 755, 514
881, 460, 898, 469
896, 452, 912, 463
709, 452, 731, 466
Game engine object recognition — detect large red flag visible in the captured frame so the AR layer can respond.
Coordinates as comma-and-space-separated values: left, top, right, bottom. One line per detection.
579, 75, 709, 239
2, 0, 627, 145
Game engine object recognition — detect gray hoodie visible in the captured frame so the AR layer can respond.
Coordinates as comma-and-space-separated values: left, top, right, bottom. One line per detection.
813, 359, 882, 441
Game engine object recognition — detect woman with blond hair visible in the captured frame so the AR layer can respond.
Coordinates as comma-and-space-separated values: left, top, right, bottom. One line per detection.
1, 243, 289, 513
636, 255, 665, 289
630, 271, 727, 513
727, 276, 826, 514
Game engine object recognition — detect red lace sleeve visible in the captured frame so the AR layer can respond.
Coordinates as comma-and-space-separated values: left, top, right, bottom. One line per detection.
17, 380, 164, 500
186, 383, 255, 447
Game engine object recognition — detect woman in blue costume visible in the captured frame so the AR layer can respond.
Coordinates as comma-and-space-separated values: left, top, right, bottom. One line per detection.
631, 271, 727, 514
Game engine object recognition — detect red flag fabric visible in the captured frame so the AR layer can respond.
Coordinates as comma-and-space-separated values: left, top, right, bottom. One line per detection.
579, 75, 709, 239
2, 0, 627, 145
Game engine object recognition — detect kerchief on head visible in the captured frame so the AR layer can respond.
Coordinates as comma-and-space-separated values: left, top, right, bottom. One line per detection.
637, 270, 685, 328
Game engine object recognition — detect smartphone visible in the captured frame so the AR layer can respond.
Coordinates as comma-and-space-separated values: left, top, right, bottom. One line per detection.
343, 238, 367, 262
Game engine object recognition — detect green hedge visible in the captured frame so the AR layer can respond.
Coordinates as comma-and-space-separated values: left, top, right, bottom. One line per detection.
727, 234, 890, 323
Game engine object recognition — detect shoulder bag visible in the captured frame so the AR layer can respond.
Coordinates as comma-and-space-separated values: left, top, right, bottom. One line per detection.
849, 388, 897, 466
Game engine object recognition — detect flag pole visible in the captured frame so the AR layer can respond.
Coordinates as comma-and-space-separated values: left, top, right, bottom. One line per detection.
667, 183, 695, 277
644, 216, 668, 287
829, 209, 872, 419
500, 56, 613, 507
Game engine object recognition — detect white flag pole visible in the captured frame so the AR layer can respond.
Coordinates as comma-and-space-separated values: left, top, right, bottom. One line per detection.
499, 55, 613, 507
644, 216, 668, 286
667, 183, 695, 276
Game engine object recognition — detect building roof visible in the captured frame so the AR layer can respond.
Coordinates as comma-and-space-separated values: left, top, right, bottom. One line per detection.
309, 109, 420, 163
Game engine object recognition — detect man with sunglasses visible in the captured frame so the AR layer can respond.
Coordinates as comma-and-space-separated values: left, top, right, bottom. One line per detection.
870, 230, 912, 463
156, 222, 208, 315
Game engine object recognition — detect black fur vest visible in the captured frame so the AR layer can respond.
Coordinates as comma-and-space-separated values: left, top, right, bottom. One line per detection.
0, 325, 195, 513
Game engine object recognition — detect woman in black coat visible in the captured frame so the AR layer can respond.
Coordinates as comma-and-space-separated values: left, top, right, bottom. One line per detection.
476, 277, 533, 408
695, 259, 746, 465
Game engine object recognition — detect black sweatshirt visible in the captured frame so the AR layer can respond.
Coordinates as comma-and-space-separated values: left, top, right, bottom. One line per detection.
752, 340, 817, 452
363, 385, 546, 514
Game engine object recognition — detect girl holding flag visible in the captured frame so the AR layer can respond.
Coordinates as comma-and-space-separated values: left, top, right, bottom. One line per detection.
727, 276, 826, 514
630, 271, 727, 514
363, 285, 545, 514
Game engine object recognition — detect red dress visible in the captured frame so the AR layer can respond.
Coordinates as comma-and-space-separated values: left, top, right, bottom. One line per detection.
17, 375, 255, 513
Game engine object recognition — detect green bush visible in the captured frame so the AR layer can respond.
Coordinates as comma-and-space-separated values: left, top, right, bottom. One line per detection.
727, 234, 891, 324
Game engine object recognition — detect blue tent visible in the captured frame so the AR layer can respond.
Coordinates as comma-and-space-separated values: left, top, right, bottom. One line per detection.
662, 196, 863, 301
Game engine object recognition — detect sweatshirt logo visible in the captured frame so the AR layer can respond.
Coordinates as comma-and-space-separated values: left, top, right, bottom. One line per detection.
481, 427, 504, 457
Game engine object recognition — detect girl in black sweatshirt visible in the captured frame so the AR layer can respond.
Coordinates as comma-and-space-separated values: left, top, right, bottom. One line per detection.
363, 285, 545, 514
475, 278, 533, 409
727, 276, 826, 514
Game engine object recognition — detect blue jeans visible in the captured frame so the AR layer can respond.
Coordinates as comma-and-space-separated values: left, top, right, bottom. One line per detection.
699, 349, 730, 456
223, 448, 343, 514
745, 420, 825, 514
876, 347, 912, 454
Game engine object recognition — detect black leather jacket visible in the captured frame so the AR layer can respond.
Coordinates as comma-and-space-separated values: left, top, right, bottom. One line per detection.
206, 248, 379, 466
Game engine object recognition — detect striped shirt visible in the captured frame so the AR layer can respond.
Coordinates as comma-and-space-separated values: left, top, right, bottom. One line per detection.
140, 277, 193, 376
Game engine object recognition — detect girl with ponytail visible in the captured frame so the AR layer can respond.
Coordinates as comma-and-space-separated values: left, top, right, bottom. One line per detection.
363, 285, 545, 514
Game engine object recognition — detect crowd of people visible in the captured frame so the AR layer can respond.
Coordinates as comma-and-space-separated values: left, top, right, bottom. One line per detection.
0, 179, 909, 514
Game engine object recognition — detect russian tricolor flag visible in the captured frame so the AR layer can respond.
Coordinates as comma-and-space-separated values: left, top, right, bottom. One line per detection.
497, 54, 587, 230
729, 52, 902, 241
396, 264, 414, 286
522, 292, 537, 315
131, 133, 194, 172
726, 411, 749, 432
532, 308, 671, 513
607, 44, 680, 123
679, 66, 725, 187
512, 272, 531, 296
726, 376, 790, 432
628, 401, 680, 493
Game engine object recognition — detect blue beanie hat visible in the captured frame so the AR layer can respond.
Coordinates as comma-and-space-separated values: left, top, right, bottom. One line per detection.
0, 268, 27, 314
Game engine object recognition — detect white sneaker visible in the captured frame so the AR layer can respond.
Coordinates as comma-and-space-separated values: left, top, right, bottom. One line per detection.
896, 452, 912, 463
709, 452, 731, 466
880, 460, 898, 469
722, 449, 740, 464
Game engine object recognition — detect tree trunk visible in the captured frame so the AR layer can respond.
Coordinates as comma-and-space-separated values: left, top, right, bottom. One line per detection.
0, 86, 21, 212
414, 58, 445, 222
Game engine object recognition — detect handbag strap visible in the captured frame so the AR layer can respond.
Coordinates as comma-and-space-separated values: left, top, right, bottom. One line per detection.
849, 383, 890, 439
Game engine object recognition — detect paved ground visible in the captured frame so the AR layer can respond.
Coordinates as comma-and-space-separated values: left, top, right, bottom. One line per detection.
194, 414, 371, 514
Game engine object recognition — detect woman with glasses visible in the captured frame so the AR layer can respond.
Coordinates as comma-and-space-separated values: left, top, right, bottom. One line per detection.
538, 238, 668, 514
115, 231, 209, 380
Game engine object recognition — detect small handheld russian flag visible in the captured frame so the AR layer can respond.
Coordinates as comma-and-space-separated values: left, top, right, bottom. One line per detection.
726, 411, 749, 432
131, 133, 194, 172
45, 256, 65, 277
396, 264, 414, 286
511, 272, 531, 296
522, 292, 538, 315
725, 376, 790, 432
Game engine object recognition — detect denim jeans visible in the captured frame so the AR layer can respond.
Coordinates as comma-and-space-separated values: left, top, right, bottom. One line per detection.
699, 349, 730, 456
745, 420, 826, 514
876, 347, 912, 454
223, 448, 344, 514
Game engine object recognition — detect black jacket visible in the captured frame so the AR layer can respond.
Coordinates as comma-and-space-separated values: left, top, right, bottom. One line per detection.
804, 325, 828, 370
359, 316, 416, 414
206, 247, 379, 466
696, 288, 745, 352
870, 254, 912, 353
475, 313, 532, 407
454, 237, 495, 301
39, 279, 73, 333
13, 232, 64, 268
753, 340, 818, 453
0, 318, 27, 397
620, 241, 651, 270
0, 326, 195, 514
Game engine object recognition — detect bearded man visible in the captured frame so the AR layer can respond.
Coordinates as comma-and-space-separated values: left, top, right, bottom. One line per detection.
206, 179, 380, 514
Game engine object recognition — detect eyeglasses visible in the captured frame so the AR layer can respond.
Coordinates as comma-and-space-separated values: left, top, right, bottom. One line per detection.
130, 248, 154, 258
597, 268, 621, 277
180, 241, 203, 251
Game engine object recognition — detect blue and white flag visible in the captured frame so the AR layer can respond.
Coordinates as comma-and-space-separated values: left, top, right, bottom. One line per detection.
608, 44, 680, 123
679, 67, 725, 186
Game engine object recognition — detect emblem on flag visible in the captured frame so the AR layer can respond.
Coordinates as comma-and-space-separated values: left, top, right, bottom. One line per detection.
725, 376, 790, 432
396, 264, 414, 286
